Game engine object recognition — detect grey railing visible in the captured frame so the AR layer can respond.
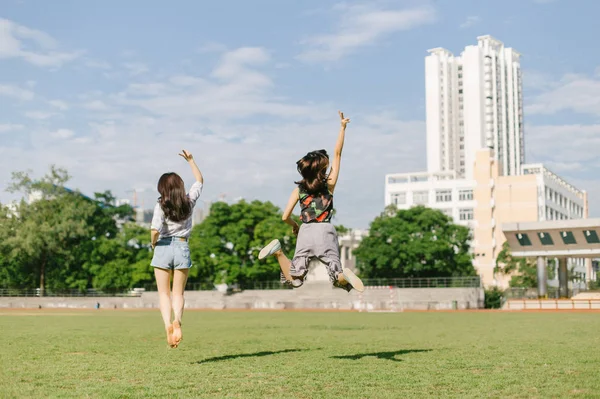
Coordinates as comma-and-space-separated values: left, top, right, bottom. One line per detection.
0, 276, 481, 297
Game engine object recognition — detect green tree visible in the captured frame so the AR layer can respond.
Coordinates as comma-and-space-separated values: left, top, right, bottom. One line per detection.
188, 200, 298, 287
484, 287, 504, 309
495, 242, 538, 288
4, 167, 100, 294
2, 166, 145, 293
495, 242, 558, 288
354, 206, 475, 278
84, 223, 154, 292
0, 204, 25, 289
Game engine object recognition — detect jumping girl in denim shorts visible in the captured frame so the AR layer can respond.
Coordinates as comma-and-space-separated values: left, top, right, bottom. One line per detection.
259, 111, 364, 293
150, 149, 203, 348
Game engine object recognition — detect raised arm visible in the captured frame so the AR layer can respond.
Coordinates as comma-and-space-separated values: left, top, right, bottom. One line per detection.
282, 187, 300, 236
326, 111, 350, 193
179, 149, 204, 184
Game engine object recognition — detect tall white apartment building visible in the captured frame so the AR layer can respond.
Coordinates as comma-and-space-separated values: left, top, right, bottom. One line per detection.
426, 35, 524, 179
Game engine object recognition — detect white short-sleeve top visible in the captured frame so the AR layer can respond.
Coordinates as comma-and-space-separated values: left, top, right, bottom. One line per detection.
150, 181, 203, 239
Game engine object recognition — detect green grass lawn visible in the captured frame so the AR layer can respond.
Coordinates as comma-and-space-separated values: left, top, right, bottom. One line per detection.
1, 310, 599, 398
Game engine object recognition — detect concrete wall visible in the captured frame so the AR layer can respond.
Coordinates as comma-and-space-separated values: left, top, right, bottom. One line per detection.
0, 286, 484, 311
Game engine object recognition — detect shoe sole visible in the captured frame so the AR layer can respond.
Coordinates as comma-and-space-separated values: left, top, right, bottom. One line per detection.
258, 239, 281, 260
342, 268, 365, 292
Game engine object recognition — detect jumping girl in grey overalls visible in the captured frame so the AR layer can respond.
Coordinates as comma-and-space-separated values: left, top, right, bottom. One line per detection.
259, 112, 364, 293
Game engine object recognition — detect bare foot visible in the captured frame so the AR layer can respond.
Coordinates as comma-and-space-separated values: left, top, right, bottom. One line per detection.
166, 324, 176, 348
172, 320, 182, 347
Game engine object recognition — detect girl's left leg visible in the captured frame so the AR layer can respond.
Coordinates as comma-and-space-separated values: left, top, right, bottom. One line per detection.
171, 268, 189, 347
259, 239, 294, 283
154, 268, 175, 347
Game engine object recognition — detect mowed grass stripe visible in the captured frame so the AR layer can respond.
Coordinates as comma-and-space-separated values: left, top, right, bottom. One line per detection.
1, 311, 599, 398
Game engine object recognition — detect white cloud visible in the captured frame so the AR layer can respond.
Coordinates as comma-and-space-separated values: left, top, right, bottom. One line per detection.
123, 62, 149, 76
0, 46, 428, 227
0, 84, 34, 101
211, 47, 272, 88
50, 128, 74, 139
526, 72, 600, 115
197, 41, 228, 54
522, 69, 557, 91
297, 3, 437, 63
0, 124, 24, 133
116, 47, 310, 120
169, 75, 207, 87
126, 83, 169, 96
2, 111, 424, 228
24, 111, 57, 120
48, 100, 69, 111
82, 100, 110, 111
460, 16, 480, 29
526, 124, 600, 170
84, 59, 112, 69
525, 123, 600, 217
0, 18, 80, 67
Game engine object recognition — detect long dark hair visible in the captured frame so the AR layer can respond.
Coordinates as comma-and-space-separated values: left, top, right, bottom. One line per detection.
157, 173, 192, 222
295, 149, 329, 194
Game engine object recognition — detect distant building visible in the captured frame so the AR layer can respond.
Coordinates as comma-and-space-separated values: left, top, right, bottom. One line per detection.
426, 35, 523, 179
385, 35, 590, 287
192, 202, 211, 226
385, 149, 589, 287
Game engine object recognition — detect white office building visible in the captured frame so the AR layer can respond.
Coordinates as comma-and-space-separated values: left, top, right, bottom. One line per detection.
385, 163, 586, 226
426, 35, 524, 179
385, 170, 476, 227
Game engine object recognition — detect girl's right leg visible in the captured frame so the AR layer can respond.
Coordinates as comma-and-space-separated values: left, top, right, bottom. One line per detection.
274, 250, 293, 281
171, 268, 189, 347
154, 267, 175, 347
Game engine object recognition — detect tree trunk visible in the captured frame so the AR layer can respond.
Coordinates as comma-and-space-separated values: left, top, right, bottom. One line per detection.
40, 256, 46, 297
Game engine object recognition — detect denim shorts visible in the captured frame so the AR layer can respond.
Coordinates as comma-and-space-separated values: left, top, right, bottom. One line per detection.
151, 238, 192, 270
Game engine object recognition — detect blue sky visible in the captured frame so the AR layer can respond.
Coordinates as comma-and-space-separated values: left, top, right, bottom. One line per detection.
1, 0, 599, 228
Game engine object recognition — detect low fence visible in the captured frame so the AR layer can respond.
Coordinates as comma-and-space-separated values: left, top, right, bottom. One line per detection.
503, 286, 589, 300
504, 299, 600, 310
0, 286, 484, 311
0, 277, 481, 297
0, 289, 141, 298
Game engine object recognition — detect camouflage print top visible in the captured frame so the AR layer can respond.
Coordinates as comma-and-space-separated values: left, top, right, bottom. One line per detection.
298, 186, 333, 223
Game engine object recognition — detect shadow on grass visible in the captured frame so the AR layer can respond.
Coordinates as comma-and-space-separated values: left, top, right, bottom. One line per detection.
332, 349, 432, 362
194, 349, 305, 364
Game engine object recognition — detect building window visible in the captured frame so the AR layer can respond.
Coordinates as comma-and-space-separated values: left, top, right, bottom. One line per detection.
516, 233, 532, 246
584, 230, 600, 244
413, 191, 429, 205
435, 190, 452, 203
459, 208, 473, 221
459, 189, 473, 201
390, 192, 407, 206
538, 232, 554, 246
560, 231, 577, 245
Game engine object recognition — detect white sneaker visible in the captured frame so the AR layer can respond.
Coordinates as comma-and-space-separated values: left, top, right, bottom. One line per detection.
341, 268, 365, 293
258, 239, 281, 260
